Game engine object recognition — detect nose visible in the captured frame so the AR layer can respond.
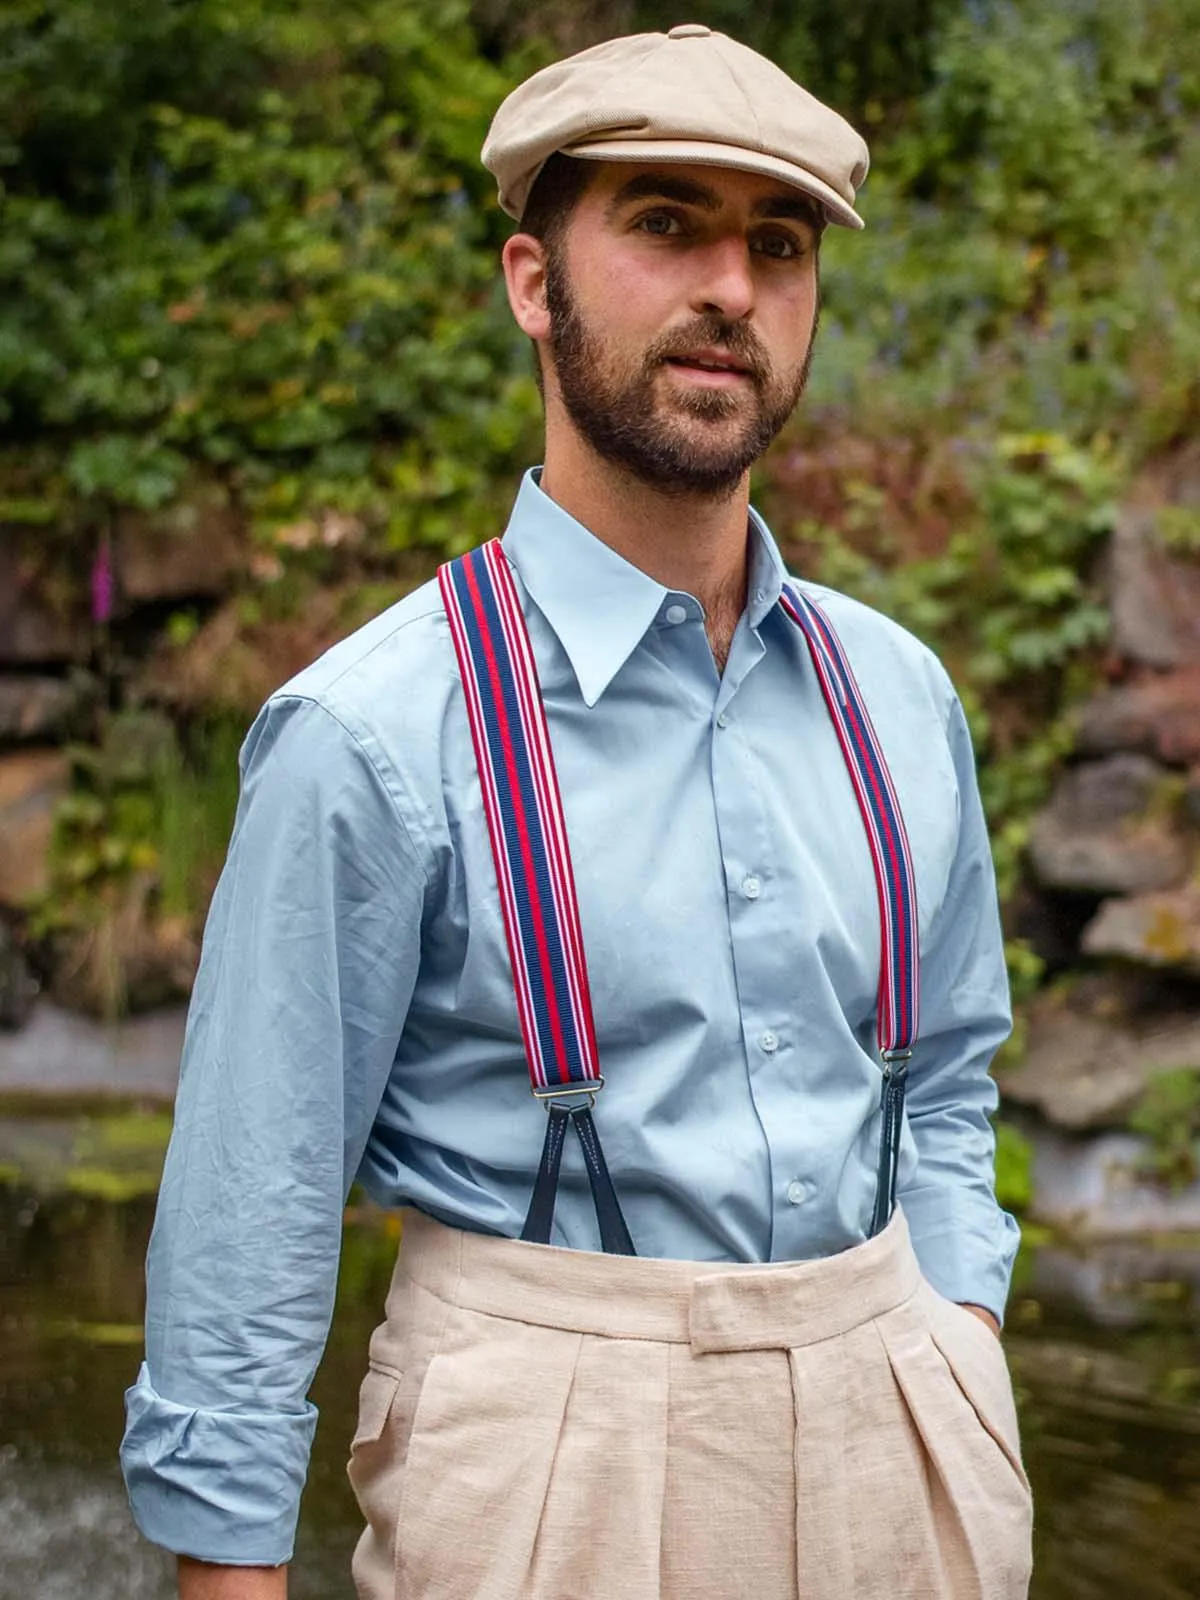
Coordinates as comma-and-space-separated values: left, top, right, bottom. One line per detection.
690, 235, 755, 322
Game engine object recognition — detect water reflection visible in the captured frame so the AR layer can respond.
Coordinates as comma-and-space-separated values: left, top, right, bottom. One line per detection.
1, 1189, 1197, 1599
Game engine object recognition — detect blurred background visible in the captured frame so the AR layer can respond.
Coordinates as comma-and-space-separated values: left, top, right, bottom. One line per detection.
1, 0, 1199, 1594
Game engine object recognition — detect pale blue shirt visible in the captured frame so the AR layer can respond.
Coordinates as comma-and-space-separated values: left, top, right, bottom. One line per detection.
122, 469, 1018, 1565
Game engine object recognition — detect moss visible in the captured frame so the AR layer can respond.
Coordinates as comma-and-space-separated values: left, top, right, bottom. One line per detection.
0, 1109, 172, 1198
78, 1110, 174, 1157
994, 1120, 1034, 1212
1129, 1069, 1200, 1188
45, 1317, 146, 1346
64, 1165, 163, 1202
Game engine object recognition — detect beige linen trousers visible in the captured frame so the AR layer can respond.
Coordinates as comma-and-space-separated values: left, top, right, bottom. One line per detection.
347, 1208, 1033, 1600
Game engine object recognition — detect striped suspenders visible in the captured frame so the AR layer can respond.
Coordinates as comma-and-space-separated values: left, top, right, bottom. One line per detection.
438, 541, 920, 1253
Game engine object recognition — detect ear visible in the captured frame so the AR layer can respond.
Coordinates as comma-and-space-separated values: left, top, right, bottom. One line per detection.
503, 232, 551, 342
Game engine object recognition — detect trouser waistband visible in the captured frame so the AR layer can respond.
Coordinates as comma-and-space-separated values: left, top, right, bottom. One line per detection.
394, 1206, 921, 1353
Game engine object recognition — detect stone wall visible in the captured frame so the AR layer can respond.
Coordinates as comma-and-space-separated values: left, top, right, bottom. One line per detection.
1003, 445, 1200, 1145
0, 488, 246, 1026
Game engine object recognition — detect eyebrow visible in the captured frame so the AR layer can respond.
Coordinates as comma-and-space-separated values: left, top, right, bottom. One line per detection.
606, 172, 821, 230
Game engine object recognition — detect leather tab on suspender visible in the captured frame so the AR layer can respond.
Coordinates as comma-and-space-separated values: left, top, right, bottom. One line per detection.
524, 1073, 635, 1255
870, 1048, 912, 1236
521, 1094, 636, 1255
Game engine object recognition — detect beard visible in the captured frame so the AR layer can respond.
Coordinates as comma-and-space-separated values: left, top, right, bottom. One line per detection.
544, 250, 817, 499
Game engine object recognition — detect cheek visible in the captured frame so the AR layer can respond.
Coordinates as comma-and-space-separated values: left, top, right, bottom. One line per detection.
570, 248, 686, 336
762, 283, 818, 367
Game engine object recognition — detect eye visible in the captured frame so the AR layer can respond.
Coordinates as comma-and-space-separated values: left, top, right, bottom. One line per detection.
634, 209, 684, 237
753, 229, 806, 260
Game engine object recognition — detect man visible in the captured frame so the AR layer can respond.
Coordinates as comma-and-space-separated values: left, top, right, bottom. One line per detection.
122, 24, 1032, 1600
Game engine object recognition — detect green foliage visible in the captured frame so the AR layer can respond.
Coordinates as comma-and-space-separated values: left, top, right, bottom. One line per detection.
481, 0, 959, 125
32, 709, 243, 937
812, 0, 1200, 454
1158, 507, 1200, 555
0, 0, 539, 567
7, 0, 1200, 1033
1130, 1070, 1200, 1190
993, 1120, 1034, 1213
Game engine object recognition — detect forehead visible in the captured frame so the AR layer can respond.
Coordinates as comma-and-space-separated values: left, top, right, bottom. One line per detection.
580, 160, 823, 227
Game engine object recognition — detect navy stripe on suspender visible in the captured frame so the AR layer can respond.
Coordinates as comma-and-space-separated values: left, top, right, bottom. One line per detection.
439, 542, 921, 1248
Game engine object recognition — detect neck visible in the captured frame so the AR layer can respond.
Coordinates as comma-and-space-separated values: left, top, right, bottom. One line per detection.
538, 420, 751, 664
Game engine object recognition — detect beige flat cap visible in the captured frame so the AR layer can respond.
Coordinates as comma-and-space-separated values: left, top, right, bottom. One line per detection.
482, 23, 869, 230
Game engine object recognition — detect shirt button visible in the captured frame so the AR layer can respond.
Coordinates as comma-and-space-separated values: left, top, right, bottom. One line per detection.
759, 1030, 778, 1054
786, 1179, 811, 1206
665, 603, 688, 625
716, 712, 730, 729
741, 874, 761, 900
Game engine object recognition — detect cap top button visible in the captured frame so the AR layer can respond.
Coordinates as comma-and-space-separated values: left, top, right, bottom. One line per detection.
668, 24, 712, 39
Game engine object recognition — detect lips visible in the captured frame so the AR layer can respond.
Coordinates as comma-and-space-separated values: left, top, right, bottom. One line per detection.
664, 348, 752, 377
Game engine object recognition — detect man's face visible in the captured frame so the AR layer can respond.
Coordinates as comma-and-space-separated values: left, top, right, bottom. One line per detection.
541, 162, 822, 497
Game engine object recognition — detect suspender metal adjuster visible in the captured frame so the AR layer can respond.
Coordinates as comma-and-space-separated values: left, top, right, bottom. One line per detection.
531, 1077, 604, 1113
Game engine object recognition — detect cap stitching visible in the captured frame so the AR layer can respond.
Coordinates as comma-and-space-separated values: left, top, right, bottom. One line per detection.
709, 38, 766, 151
579, 33, 668, 137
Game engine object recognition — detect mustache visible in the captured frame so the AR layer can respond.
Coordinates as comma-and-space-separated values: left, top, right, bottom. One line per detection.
645, 317, 773, 388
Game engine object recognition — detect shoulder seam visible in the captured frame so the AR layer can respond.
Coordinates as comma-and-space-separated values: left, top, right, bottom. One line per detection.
269, 692, 434, 894
319, 597, 444, 698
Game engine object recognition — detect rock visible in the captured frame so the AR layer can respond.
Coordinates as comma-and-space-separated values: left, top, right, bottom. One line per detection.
0, 541, 78, 664
1108, 506, 1200, 668
114, 480, 243, 605
1076, 668, 1200, 765
0, 921, 39, 1029
1027, 754, 1190, 894
1022, 1121, 1200, 1236
0, 750, 70, 906
1081, 887, 1200, 974
0, 673, 94, 744
1021, 1238, 1200, 1324
0, 1001, 184, 1103
999, 978, 1200, 1129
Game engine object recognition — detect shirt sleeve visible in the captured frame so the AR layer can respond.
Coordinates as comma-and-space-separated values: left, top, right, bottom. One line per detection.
897, 692, 1021, 1325
120, 693, 426, 1564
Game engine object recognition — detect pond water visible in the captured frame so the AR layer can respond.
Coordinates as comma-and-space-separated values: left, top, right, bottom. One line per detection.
1, 1187, 1197, 1600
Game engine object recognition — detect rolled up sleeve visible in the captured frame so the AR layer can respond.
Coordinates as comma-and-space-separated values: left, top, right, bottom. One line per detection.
899, 694, 1020, 1325
121, 693, 426, 1563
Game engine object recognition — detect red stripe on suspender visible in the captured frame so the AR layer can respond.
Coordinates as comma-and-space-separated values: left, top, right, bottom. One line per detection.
439, 569, 548, 1084
460, 552, 578, 1086
485, 544, 600, 1072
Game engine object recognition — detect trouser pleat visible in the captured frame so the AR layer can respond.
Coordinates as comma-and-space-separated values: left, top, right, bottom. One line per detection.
392, 1305, 583, 1600
875, 1288, 1033, 1600
525, 1334, 669, 1599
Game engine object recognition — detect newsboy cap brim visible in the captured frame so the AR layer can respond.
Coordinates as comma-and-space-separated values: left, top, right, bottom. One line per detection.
482, 26, 869, 231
